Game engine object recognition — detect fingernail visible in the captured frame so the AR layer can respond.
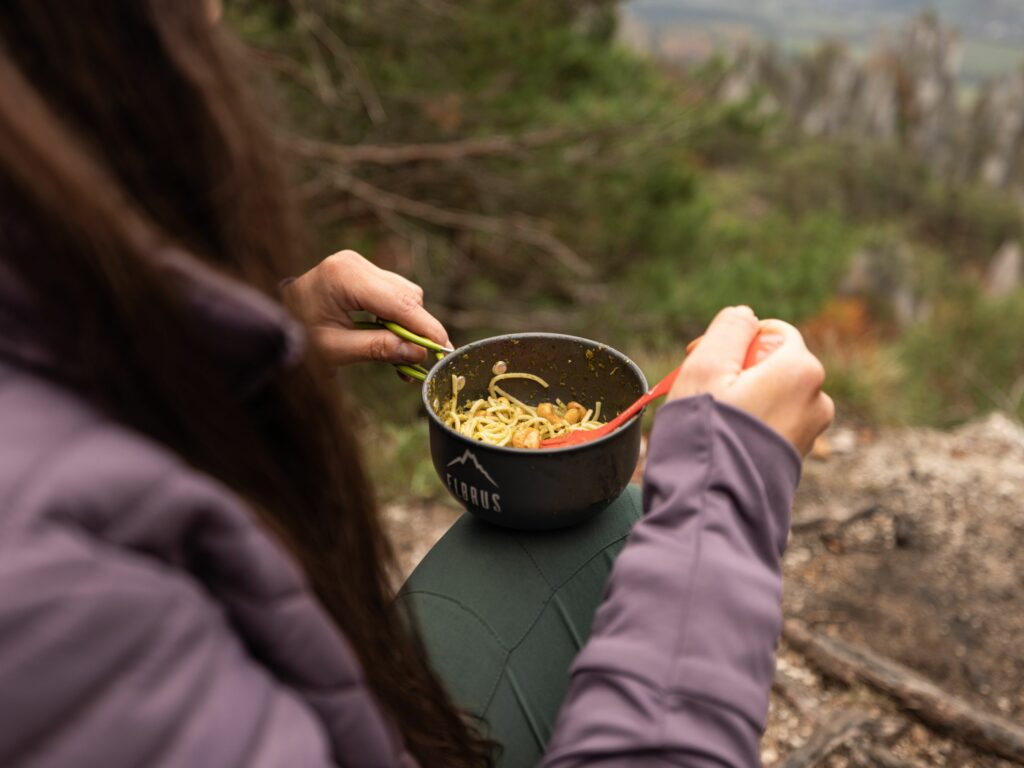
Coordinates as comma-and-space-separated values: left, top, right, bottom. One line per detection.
400, 342, 426, 363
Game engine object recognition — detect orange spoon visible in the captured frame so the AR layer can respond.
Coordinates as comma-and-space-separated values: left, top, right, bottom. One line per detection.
540, 333, 763, 449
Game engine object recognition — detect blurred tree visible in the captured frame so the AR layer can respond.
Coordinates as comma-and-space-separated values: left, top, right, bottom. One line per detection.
229, 0, 757, 340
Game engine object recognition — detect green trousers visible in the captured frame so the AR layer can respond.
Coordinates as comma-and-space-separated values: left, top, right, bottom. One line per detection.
397, 485, 643, 768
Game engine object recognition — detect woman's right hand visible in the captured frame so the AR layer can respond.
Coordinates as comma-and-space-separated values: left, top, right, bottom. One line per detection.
669, 305, 834, 456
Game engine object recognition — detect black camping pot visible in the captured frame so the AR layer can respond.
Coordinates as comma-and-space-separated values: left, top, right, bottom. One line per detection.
422, 333, 648, 531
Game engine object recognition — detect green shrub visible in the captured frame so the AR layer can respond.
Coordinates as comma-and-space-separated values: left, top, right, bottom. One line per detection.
363, 420, 454, 506
816, 346, 908, 425
897, 288, 1024, 425
764, 140, 1024, 269
628, 209, 857, 339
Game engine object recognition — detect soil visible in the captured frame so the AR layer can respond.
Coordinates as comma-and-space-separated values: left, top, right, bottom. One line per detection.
382, 413, 1024, 767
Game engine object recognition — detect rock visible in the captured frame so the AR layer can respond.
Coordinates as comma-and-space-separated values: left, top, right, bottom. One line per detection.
894, 514, 917, 548
710, 13, 1024, 194
967, 70, 1024, 189
840, 238, 926, 329
812, 428, 860, 461
898, 14, 964, 173
811, 435, 832, 461
954, 410, 1024, 451
830, 428, 858, 455
984, 241, 1023, 298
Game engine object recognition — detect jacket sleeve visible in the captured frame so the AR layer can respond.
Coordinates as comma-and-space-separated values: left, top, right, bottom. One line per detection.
0, 522, 336, 768
540, 395, 801, 768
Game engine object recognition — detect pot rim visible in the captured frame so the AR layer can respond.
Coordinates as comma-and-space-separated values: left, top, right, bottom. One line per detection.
421, 332, 650, 455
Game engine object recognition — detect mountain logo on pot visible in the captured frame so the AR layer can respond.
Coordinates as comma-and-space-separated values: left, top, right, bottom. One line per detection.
447, 450, 499, 487
446, 450, 501, 512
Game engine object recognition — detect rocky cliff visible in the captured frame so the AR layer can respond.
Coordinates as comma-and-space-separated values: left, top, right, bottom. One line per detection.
716, 15, 1024, 200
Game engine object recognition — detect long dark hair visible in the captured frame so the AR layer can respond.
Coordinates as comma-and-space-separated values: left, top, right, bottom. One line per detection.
0, 2, 491, 766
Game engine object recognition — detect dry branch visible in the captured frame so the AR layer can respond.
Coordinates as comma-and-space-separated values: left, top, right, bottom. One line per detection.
791, 504, 885, 535
784, 620, 1024, 764
779, 710, 873, 768
863, 745, 930, 768
284, 127, 585, 166
290, 0, 387, 124
287, 0, 339, 106
772, 668, 818, 714
442, 306, 580, 331
247, 47, 320, 95
330, 172, 594, 278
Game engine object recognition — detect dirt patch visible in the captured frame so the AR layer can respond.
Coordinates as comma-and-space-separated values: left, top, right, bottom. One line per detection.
766, 415, 1024, 766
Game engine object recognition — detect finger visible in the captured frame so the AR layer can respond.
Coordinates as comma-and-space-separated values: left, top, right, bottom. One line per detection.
754, 319, 806, 351
311, 327, 427, 367
374, 271, 454, 349
355, 275, 452, 349
749, 331, 785, 366
687, 306, 760, 373
379, 268, 425, 299
688, 331, 775, 368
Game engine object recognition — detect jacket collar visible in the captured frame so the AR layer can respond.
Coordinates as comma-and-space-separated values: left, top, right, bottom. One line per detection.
0, 245, 306, 393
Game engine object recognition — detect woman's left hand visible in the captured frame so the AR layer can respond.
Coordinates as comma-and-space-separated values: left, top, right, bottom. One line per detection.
283, 250, 451, 367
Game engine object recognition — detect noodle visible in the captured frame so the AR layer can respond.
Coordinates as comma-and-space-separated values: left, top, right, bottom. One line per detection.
442, 370, 605, 449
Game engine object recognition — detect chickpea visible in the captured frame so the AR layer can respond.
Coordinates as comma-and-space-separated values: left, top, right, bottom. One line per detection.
536, 403, 561, 423
564, 401, 586, 424
512, 427, 541, 449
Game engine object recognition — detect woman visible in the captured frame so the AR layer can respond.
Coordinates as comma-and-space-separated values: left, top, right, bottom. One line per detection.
0, 2, 832, 767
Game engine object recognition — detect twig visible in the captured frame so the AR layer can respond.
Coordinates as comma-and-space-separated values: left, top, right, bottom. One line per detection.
1006, 373, 1024, 419
784, 620, 1024, 764
772, 667, 818, 714
330, 172, 594, 278
778, 709, 874, 768
288, 5, 339, 107
442, 306, 582, 331
247, 47, 319, 95
863, 745, 930, 768
410, 0, 459, 17
791, 504, 886, 535
293, 0, 387, 124
964, 362, 1022, 419
283, 126, 597, 166
287, 0, 339, 107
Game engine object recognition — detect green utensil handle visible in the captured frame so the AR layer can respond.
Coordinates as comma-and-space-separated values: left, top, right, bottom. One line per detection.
353, 319, 444, 379
354, 319, 450, 355
396, 364, 427, 382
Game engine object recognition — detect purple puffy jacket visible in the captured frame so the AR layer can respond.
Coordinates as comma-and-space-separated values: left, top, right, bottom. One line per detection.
0, 248, 799, 767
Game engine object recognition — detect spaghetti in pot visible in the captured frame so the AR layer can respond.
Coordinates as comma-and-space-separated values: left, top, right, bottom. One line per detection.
442, 370, 605, 449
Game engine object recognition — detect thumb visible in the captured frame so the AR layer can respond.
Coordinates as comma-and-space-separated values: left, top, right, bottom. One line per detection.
311, 327, 427, 367
687, 306, 761, 374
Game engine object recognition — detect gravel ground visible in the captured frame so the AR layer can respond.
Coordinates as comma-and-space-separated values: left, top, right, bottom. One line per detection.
383, 414, 1024, 766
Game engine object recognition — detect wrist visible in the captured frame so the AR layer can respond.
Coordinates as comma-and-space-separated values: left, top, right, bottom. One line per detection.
648, 395, 801, 552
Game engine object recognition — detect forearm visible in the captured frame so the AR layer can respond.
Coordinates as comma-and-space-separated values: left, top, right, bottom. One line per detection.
541, 396, 801, 767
